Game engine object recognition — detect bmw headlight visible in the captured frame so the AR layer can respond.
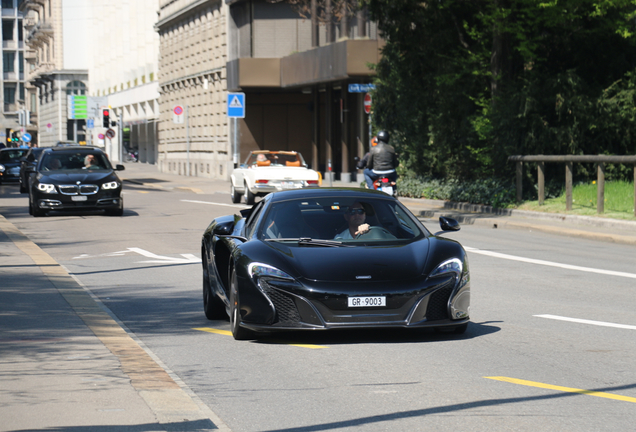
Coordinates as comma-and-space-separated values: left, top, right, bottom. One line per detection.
102, 181, 120, 190
0, 164, 5, 172
248, 263, 294, 281
37, 183, 57, 194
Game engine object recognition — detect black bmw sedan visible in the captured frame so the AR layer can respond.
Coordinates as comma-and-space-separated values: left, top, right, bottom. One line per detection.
0, 148, 28, 184
28, 146, 125, 217
201, 188, 470, 340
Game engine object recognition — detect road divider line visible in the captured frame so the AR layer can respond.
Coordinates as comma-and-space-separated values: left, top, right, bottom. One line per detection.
182, 199, 250, 209
193, 327, 328, 349
534, 314, 636, 330
485, 376, 636, 404
464, 247, 636, 279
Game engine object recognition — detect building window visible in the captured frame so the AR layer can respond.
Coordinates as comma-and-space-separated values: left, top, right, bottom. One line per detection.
2, 20, 13, 41
18, 51, 23, 73
18, 19, 22, 41
2, 0, 13, 9
30, 92, 35, 110
66, 80, 87, 95
19, 82, 23, 100
3, 52, 15, 73
4, 84, 16, 104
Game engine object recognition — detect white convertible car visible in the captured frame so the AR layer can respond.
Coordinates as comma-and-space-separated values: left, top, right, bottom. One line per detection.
230, 151, 320, 204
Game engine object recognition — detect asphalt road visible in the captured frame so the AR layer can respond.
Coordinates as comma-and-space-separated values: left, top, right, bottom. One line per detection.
2, 180, 636, 431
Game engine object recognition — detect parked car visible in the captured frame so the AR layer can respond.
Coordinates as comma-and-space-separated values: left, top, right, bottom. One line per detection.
201, 188, 470, 340
0, 148, 29, 184
19, 147, 44, 193
230, 151, 320, 205
27, 146, 125, 217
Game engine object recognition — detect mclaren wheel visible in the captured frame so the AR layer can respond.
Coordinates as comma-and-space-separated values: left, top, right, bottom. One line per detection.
229, 268, 255, 340
203, 255, 226, 320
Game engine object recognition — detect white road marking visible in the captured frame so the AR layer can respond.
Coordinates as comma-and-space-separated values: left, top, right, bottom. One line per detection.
181, 199, 250, 209
73, 247, 201, 264
464, 246, 636, 280
535, 314, 636, 330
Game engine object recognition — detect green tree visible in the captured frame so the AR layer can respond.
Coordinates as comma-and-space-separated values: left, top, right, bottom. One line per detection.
364, 0, 636, 181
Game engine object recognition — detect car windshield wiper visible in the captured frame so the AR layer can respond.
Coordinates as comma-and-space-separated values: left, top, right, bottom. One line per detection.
265, 238, 351, 247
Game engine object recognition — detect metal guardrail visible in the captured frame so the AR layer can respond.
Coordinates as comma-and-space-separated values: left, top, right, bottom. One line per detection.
508, 155, 636, 216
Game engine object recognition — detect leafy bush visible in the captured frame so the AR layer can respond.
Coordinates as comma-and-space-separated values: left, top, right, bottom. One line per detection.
397, 176, 517, 208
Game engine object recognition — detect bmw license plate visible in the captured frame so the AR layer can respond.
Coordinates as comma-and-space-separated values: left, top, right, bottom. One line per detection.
348, 296, 386, 307
71, 195, 87, 201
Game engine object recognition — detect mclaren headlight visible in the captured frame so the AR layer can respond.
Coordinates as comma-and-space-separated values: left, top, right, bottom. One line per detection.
102, 181, 120, 190
429, 257, 469, 287
37, 183, 57, 194
248, 263, 294, 282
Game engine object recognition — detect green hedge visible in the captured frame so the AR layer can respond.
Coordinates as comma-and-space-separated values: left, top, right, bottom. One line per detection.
397, 177, 517, 208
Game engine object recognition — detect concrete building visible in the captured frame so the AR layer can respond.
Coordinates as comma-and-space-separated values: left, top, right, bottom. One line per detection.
19, 0, 88, 148
156, 0, 381, 183
156, 0, 230, 179
86, 0, 160, 164
1, 0, 33, 145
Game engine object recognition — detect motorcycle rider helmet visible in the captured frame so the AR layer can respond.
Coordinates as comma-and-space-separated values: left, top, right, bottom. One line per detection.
371, 136, 378, 146
377, 130, 389, 144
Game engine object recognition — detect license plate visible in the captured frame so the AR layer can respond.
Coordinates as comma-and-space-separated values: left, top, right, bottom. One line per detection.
348, 296, 386, 307
281, 181, 298, 189
71, 195, 87, 201
380, 186, 394, 195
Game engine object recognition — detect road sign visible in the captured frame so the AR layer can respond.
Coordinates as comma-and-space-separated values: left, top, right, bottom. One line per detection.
105, 129, 116, 139
98, 133, 105, 139
87, 119, 94, 129
67, 95, 88, 119
227, 93, 245, 118
21, 132, 31, 143
348, 84, 376, 93
364, 93, 372, 114
173, 105, 184, 124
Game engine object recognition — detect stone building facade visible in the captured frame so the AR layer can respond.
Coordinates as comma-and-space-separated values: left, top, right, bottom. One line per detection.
156, 0, 381, 182
156, 0, 232, 179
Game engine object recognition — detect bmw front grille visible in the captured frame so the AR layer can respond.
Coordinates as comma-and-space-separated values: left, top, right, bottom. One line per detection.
59, 184, 99, 195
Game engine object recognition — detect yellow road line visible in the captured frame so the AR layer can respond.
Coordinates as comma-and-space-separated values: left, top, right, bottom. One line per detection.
193, 327, 328, 349
485, 376, 636, 403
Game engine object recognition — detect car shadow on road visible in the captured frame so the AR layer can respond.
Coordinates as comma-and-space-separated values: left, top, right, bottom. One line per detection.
249, 320, 502, 346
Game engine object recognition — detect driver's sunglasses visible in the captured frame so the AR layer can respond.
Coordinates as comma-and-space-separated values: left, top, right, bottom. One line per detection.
347, 208, 366, 215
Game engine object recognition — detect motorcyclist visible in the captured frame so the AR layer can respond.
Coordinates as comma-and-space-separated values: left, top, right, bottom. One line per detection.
363, 130, 398, 190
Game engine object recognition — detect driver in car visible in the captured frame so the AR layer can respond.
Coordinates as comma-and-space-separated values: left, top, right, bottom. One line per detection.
335, 202, 370, 239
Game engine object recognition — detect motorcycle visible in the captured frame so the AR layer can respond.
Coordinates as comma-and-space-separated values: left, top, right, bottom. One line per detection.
372, 173, 397, 197
354, 156, 397, 197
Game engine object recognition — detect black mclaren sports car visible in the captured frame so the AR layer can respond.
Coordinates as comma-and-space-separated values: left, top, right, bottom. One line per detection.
202, 188, 470, 340
27, 146, 125, 217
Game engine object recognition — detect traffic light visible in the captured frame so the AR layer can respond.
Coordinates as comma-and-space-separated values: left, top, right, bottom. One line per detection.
102, 109, 110, 128
10, 130, 19, 143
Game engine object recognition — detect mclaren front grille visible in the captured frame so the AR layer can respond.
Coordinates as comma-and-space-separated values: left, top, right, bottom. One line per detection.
261, 282, 301, 324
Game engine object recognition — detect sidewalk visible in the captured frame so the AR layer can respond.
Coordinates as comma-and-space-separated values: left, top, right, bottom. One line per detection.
120, 162, 636, 246
0, 215, 230, 432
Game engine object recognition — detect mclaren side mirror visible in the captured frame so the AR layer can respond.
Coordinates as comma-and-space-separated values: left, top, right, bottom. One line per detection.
439, 216, 460, 232
115, 164, 125, 171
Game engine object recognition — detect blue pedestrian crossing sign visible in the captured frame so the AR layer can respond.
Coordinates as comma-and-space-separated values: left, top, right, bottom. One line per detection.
227, 92, 245, 118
